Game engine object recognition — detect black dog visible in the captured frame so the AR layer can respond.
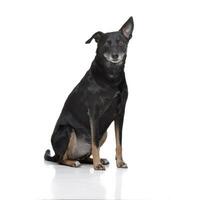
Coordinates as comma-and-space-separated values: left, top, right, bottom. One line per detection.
44, 17, 134, 170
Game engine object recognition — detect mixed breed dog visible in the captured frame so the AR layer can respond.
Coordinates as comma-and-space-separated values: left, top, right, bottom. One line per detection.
44, 17, 134, 170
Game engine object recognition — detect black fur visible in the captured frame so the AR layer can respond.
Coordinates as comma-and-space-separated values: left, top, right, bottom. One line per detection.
44, 17, 134, 165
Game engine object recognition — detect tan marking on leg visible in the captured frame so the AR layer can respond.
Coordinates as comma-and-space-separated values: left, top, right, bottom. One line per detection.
92, 144, 105, 170
99, 132, 109, 165
61, 130, 81, 168
99, 131, 107, 147
115, 124, 123, 161
89, 116, 105, 170
63, 129, 77, 161
115, 122, 127, 168
92, 144, 100, 164
116, 144, 123, 161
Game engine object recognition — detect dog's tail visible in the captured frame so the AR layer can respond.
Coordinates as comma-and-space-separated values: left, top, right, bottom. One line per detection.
44, 149, 58, 162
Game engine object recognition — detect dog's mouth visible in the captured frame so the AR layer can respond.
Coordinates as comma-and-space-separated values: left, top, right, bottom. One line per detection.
103, 53, 124, 64
110, 59, 122, 64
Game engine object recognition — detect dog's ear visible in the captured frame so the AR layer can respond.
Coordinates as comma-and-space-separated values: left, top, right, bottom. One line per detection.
85, 31, 104, 44
119, 17, 134, 40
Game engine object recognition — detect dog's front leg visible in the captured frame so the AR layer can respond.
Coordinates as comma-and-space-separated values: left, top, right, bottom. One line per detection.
89, 114, 105, 170
114, 113, 128, 168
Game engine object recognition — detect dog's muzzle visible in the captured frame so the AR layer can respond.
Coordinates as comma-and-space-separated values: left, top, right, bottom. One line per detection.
103, 53, 125, 64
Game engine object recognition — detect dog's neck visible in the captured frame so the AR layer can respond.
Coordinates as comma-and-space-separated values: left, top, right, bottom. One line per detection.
90, 56, 125, 87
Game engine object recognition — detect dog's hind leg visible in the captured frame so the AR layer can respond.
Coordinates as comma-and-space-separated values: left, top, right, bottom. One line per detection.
60, 159, 81, 167
51, 125, 81, 167
60, 129, 81, 168
51, 125, 72, 160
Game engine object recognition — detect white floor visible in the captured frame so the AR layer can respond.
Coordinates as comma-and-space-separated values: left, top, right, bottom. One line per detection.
43, 161, 133, 200
35, 152, 200, 200
39, 159, 151, 200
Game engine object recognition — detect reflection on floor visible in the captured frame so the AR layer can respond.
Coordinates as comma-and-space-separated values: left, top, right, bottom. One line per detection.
43, 160, 130, 199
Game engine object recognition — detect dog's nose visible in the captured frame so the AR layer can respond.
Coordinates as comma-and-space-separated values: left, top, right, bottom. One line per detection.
111, 54, 119, 60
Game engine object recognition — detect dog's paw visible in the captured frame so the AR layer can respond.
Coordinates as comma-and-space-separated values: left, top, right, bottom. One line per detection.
100, 158, 110, 165
73, 161, 81, 167
116, 160, 128, 168
94, 163, 106, 170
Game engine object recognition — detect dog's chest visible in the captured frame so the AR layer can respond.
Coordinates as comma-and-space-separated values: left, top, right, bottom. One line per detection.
97, 92, 121, 131
98, 90, 121, 114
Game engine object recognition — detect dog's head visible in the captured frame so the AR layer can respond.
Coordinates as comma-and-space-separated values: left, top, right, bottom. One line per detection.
86, 17, 134, 78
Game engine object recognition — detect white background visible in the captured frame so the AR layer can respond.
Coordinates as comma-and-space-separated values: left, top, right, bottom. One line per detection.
0, 0, 200, 199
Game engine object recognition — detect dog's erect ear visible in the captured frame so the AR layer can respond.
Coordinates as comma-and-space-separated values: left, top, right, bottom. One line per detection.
85, 31, 104, 44
119, 17, 134, 40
